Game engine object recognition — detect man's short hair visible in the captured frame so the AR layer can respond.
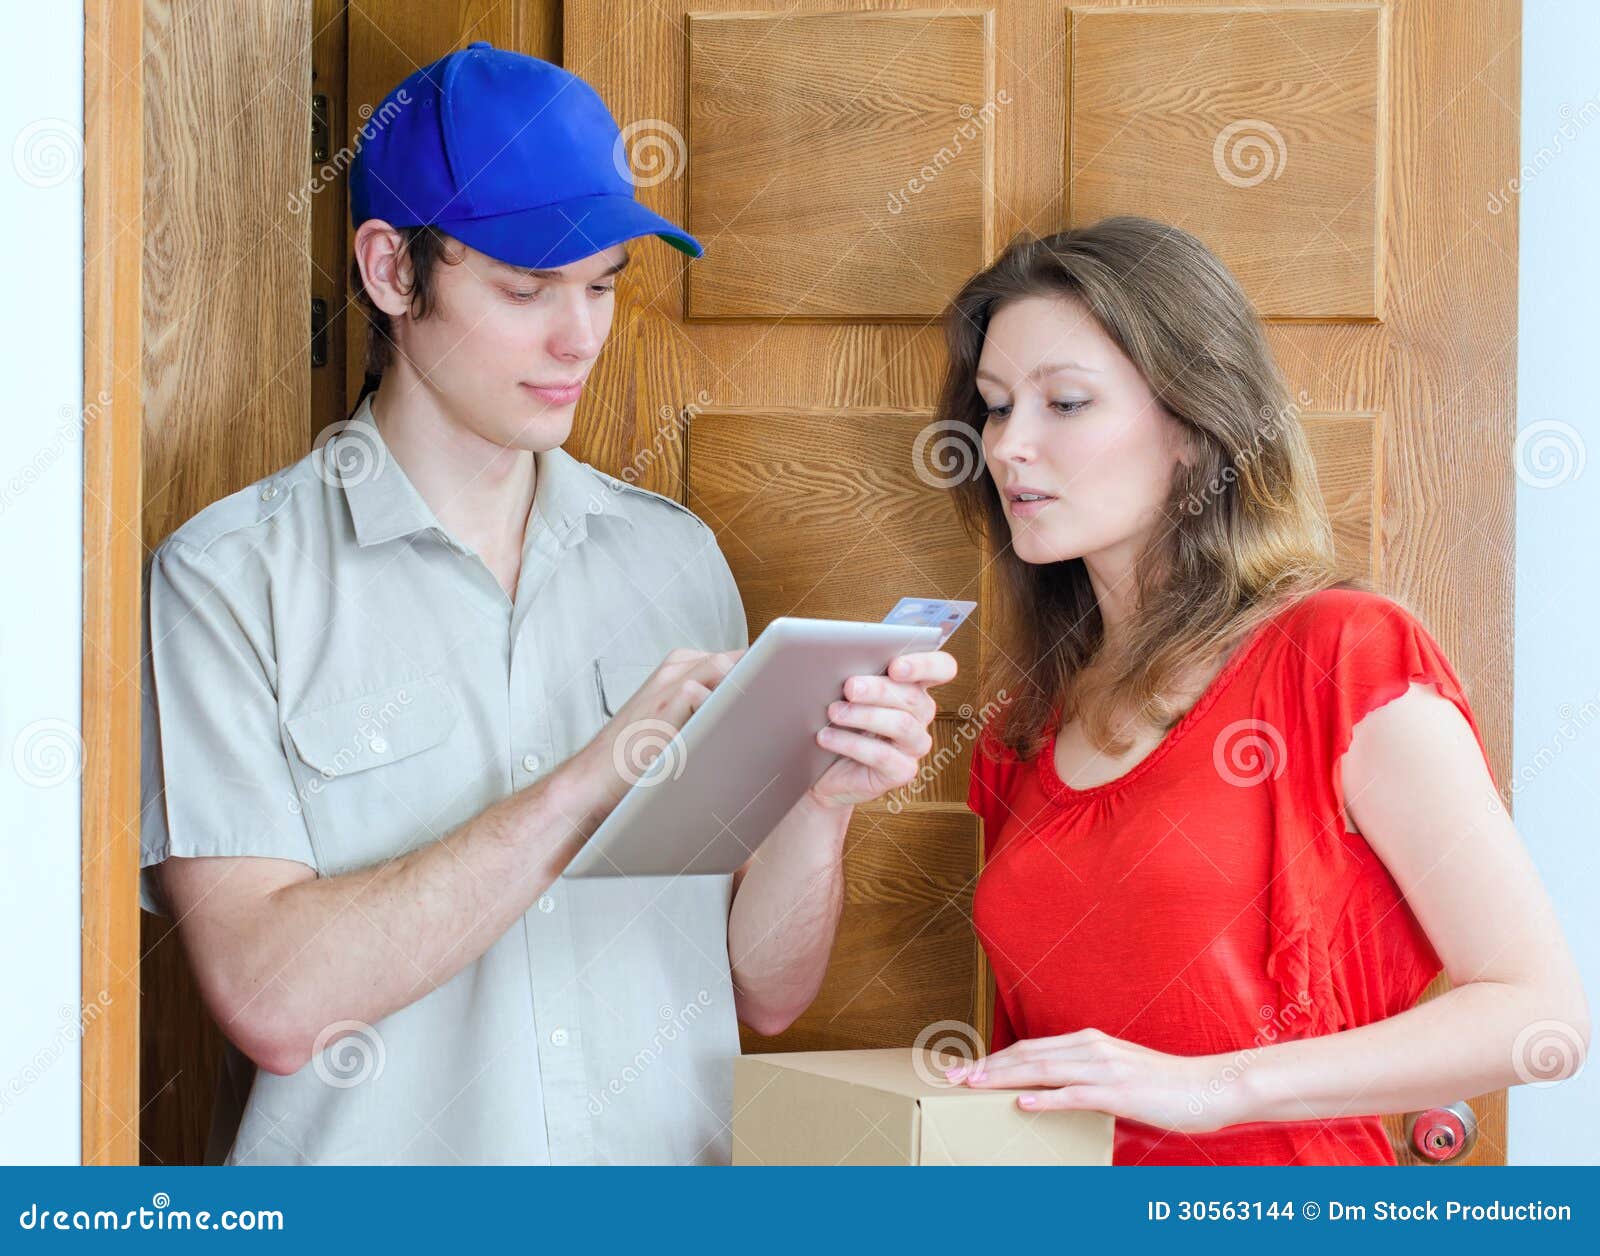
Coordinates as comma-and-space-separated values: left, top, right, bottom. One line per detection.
348, 225, 463, 380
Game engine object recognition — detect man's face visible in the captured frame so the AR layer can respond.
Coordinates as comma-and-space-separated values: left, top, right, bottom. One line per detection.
392, 237, 629, 452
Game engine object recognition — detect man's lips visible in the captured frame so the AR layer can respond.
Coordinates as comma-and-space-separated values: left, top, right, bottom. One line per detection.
521, 381, 584, 405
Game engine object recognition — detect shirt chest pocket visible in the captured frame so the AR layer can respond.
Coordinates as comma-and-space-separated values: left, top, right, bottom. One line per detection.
283, 675, 461, 876
594, 657, 659, 719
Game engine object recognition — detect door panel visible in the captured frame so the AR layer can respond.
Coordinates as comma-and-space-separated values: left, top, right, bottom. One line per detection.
568, 0, 1518, 1165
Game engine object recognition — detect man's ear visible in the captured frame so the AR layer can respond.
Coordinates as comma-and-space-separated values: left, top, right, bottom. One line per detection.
353, 219, 413, 317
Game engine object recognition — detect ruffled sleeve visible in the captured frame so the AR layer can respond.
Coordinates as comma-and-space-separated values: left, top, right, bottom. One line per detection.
1258, 588, 1488, 1038
966, 728, 1025, 862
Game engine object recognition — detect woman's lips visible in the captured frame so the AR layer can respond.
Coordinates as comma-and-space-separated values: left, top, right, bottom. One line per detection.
521, 381, 583, 406
1006, 494, 1057, 518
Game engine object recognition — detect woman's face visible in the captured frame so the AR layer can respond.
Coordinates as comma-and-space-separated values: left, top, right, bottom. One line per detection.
976, 294, 1190, 572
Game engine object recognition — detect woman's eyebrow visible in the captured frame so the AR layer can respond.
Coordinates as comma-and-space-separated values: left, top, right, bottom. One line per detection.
975, 359, 1098, 384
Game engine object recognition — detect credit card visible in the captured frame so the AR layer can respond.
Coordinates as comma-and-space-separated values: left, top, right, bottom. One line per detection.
881, 597, 977, 646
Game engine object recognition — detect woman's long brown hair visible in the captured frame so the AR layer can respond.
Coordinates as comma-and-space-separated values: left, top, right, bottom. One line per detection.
940, 216, 1346, 760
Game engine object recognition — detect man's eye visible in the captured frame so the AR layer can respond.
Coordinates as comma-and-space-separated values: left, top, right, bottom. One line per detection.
506, 289, 540, 302
589, 284, 616, 296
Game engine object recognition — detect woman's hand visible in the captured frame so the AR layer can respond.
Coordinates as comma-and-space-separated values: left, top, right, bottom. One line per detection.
945, 1028, 1244, 1133
807, 650, 958, 810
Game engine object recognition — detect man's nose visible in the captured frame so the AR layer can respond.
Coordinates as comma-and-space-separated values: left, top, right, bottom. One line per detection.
548, 291, 603, 361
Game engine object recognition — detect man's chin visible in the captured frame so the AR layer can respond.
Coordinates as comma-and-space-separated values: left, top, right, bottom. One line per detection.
498, 405, 575, 453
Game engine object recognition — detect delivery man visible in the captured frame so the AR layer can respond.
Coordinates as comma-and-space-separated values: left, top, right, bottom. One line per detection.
139, 42, 955, 1165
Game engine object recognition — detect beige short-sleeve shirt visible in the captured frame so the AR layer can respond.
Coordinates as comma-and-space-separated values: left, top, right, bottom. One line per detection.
139, 393, 749, 1165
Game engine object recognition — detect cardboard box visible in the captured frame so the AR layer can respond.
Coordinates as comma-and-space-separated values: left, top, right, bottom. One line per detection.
733, 1048, 1114, 1166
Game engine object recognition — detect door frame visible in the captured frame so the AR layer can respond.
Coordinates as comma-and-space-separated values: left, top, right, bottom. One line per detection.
81, 0, 143, 1166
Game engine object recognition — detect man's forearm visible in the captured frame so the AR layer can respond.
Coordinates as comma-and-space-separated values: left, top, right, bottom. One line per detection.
220, 762, 604, 1073
727, 793, 853, 1036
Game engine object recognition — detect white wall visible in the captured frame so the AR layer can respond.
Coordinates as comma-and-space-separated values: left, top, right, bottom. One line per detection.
0, 5, 84, 1164
1509, 0, 1600, 1167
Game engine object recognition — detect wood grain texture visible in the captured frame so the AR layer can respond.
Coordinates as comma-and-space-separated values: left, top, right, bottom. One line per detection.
739, 803, 982, 1053
82, 0, 145, 1168
685, 9, 994, 320
310, 0, 350, 436
1068, 4, 1386, 318
1303, 411, 1381, 581
685, 406, 981, 710
139, 0, 314, 1167
573, 0, 1520, 1165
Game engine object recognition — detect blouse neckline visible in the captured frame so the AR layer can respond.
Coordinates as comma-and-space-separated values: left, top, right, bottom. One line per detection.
1035, 608, 1289, 806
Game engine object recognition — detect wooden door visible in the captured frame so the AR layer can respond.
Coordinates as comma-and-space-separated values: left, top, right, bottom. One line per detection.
565, 0, 1519, 1165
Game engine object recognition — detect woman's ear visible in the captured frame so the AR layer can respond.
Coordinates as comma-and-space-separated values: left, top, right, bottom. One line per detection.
352, 220, 413, 317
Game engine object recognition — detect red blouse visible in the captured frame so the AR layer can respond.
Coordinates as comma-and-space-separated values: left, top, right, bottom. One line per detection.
966, 588, 1493, 1165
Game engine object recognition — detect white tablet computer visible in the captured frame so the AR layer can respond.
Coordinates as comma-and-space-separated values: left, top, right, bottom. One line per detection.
562, 616, 944, 879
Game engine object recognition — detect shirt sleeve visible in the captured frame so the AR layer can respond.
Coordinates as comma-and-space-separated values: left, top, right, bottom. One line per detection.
696, 527, 749, 653
139, 539, 317, 916
1260, 589, 1475, 1035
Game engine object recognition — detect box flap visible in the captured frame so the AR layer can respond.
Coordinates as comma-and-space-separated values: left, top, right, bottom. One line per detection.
733, 1055, 921, 1165
740, 1048, 968, 1099
918, 1092, 1115, 1166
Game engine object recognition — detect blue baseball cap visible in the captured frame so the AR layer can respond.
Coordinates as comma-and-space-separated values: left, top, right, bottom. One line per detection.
349, 41, 702, 269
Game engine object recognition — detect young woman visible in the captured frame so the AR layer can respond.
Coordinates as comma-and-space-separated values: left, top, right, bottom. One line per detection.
939, 216, 1589, 1165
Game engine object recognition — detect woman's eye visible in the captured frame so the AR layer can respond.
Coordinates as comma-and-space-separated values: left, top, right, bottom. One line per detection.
1052, 399, 1089, 414
983, 403, 1011, 420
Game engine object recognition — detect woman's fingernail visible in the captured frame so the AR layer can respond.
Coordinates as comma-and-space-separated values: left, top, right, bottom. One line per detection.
1018, 1094, 1037, 1108
970, 1069, 986, 1082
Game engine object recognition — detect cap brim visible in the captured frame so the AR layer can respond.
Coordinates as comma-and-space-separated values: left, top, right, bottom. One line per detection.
441, 193, 703, 269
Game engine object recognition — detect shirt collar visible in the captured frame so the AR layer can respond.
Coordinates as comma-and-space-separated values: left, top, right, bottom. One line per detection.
337, 392, 631, 552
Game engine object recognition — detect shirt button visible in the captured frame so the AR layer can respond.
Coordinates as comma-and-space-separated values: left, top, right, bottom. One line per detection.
369, 736, 388, 754
537, 894, 555, 914
549, 1027, 568, 1046
259, 483, 278, 502
521, 753, 540, 773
